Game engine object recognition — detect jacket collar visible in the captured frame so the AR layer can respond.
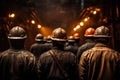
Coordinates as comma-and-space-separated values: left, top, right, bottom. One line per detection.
94, 43, 107, 47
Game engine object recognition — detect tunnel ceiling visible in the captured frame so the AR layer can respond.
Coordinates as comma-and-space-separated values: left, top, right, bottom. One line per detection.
0, 0, 112, 29
34, 0, 81, 28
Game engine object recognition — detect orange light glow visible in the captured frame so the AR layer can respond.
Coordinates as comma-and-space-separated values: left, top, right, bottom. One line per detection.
76, 25, 81, 29
40, 27, 53, 37
84, 18, 88, 22
9, 13, 15, 18
31, 20, 35, 24
37, 24, 41, 28
79, 22, 84, 26
96, 8, 101, 11
93, 11, 97, 14
73, 28, 77, 31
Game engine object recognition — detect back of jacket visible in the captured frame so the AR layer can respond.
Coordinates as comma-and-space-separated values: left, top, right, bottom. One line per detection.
38, 49, 79, 80
77, 40, 95, 62
65, 44, 79, 55
79, 43, 120, 80
0, 49, 38, 80
30, 43, 52, 58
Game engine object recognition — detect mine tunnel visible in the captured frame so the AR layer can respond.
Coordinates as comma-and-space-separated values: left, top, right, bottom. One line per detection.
0, 0, 120, 52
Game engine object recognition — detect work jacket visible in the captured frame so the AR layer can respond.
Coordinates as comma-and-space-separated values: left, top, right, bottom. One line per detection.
0, 48, 38, 80
79, 43, 120, 80
77, 39, 95, 62
38, 48, 79, 80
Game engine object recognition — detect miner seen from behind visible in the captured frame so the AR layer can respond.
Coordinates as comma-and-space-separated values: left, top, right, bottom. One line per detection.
73, 33, 81, 47
79, 26, 120, 80
38, 27, 79, 80
77, 27, 96, 62
0, 26, 38, 80
44, 35, 53, 50
30, 33, 52, 59
65, 36, 78, 55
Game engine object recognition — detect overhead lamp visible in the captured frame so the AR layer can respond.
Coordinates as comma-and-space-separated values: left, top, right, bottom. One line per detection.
9, 13, 15, 18
37, 24, 42, 28
93, 11, 97, 14
31, 20, 35, 24
80, 22, 84, 26
76, 25, 81, 29
73, 28, 77, 31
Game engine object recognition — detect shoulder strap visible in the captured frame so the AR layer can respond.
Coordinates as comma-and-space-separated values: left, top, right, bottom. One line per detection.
49, 50, 69, 79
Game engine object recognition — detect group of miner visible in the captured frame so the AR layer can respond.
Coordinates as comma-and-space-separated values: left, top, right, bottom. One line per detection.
0, 25, 120, 80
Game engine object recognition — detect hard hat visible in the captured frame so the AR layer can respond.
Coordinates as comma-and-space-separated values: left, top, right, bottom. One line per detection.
8, 26, 27, 39
35, 33, 44, 41
51, 27, 67, 41
94, 26, 111, 37
45, 36, 52, 43
68, 36, 75, 42
73, 33, 80, 39
84, 27, 95, 37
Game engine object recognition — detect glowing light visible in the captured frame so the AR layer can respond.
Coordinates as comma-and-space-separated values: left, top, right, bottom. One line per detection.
93, 11, 97, 14
76, 25, 81, 29
87, 8, 90, 10
73, 28, 77, 31
37, 24, 41, 28
84, 18, 88, 22
87, 17, 90, 19
31, 20, 35, 24
79, 22, 84, 26
96, 8, 100, 11
90, 10, 93, 13
9, 13, 15, 18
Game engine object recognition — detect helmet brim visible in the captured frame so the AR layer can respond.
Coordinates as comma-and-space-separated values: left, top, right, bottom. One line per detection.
68, 40, 75, 42
8, 36, 27, 39
51, 37, 67, 41
35, 39, 45, 42
84, 35, 94, 37
93, 35, 111, 38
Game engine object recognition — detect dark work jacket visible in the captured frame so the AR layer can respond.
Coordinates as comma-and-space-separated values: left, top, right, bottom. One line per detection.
79, 43, 120, 80
77, 39, 95, 62
38, 48, 79, 80
0, 48, 38, 80
30, 42, 52, 59
64, 43, 79, 55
